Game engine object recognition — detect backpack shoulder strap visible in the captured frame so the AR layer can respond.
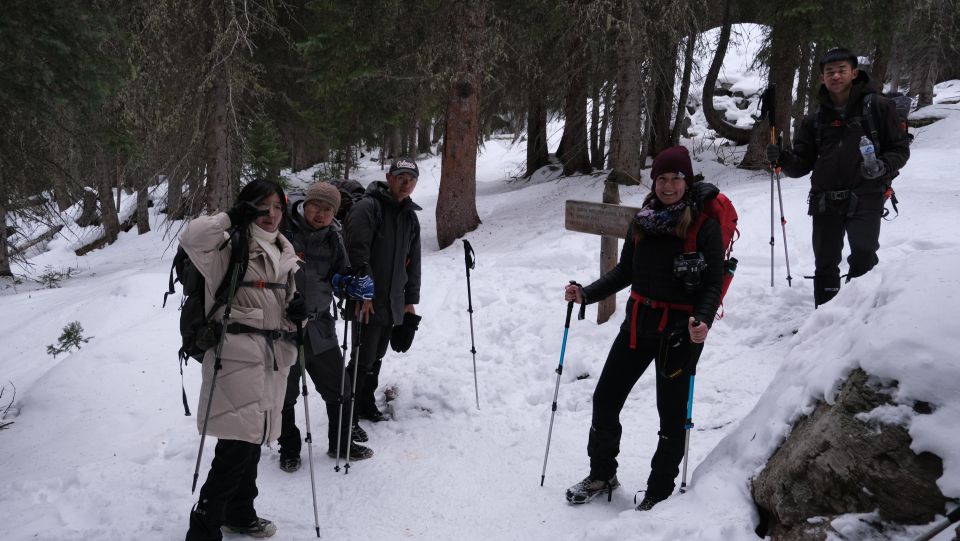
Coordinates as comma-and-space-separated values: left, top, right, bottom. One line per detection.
862, 93, 881, 153
163, 260, 177, 308
813, 104, 825, 149
684, 212, 709, 253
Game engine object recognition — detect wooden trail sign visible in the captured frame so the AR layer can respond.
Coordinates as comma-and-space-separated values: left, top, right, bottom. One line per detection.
565, 200, 641, 239
564, 200, 641, 323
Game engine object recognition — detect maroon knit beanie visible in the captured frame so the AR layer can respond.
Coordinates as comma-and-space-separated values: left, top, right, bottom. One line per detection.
650, 145, 694, 186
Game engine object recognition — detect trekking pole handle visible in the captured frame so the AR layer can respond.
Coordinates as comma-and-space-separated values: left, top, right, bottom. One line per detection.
462, 239, 475, 272
564, 281, 582, 327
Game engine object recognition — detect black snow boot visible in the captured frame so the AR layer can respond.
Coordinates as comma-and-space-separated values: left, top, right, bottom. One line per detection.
565, 475, 620, 504
352, 421, 368, 443
813, 275, 841, 307
635, 491, 668, 511
327, 442, 374, 461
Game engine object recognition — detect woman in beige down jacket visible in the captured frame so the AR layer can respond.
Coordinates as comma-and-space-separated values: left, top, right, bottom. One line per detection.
183, 180, 300, 541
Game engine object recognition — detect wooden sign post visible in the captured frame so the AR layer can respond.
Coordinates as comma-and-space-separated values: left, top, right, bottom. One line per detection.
564, 199, 640, 323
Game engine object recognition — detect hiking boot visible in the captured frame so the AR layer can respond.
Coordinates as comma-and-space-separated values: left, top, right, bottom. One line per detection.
351, 422, 368, 443
565, 475, 620, 504
278, 457, 300, 473
635, 492, 667, 511
327, 442, 374, 461
359, 406, 387, 423
221, 517, 277, 538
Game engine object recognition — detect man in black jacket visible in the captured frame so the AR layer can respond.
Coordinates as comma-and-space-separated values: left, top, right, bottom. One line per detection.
768, 48, 910, 306
344, 158, 422, 422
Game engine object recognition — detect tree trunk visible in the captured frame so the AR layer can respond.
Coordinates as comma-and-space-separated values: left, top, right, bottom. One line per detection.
590, 82, 600, 169
387, 125, 402, 159
702, 0, 752, 145
97, 173, 120, 246
525, 84, 549, 177
671, 32, 697, 145
558, 74, 592, 176
741, 19, 797, 169
807, 42, 825, 117
768, 21, 798, 150
913, 39, 938, 108
649, 38, 679, 156
203, 60, 230, 213
598, 177, 621, 324
608, 31, 644, 186
436, 2, 485, 250
136, 183, 151, 235
871, 44, 889, 90
793, 43, 812, 143
432, 117, 444, 144
76, 188, 99, 227
417, 116, 432, 154
739, 120, 770, 170
0, 175, 10, 276
167, 168, 183, 218
596, 81, 611, 170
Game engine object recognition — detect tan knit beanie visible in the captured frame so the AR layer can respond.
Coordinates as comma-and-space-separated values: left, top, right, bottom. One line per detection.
304, 182, 341, 211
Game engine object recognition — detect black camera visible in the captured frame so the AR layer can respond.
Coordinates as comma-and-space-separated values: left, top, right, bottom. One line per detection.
673, 252, 707, 294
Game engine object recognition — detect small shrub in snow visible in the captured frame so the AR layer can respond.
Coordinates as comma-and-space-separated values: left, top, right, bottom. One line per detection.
46, 321, 93, 358
35, 266, 77, 288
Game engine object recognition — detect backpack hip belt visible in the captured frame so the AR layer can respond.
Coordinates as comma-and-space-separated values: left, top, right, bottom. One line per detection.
824, 190, 851, 201
223, 322, 297, 342
221, 322, 297, 371
628, 291, 693, 349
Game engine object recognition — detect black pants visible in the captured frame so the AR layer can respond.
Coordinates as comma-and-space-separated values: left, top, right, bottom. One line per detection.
186, 439, 261, 541
278, 343, 351, 456
587, 310, 698, 499
811, 195, 883, 306
348, 321, 392, 414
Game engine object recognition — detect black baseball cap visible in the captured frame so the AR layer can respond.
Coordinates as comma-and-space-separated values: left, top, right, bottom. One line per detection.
389, 157, 419, 178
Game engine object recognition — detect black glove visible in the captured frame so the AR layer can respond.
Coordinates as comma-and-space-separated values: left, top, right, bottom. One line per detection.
286, 293, 309, 323
765, 144, 781, 166
860, 159, 888, 180
227, 201, 267, 229
390, 312, 422, 353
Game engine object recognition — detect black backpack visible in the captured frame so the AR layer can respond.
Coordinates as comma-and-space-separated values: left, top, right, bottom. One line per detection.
883, 92, 914, 144
327, 178, 366, 223
163, 245, 234, 416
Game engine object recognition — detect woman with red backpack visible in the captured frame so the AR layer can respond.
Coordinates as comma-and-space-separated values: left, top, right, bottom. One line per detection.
563, 146, 725, 511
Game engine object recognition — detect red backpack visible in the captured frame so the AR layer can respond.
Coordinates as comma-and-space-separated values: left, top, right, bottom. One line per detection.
684, 191, 739, 316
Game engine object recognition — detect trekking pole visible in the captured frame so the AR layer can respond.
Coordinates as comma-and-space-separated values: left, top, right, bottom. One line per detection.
334, 301, 350, 472
762, 85, 777, 287
679, 373, 695, 493
192, 228, 245, 493
763, 83, 793, 287
462, 239, 480, 410
540, 281, 584, 487
774, 157, 793, 287
912, 506, 960, 541
678, 333, 700, 494
295, 318, 321, 538
344, 304, 365, 475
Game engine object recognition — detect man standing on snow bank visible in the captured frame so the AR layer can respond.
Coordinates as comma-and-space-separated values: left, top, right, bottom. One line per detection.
344, 157, 422, 423
767, 48, 910, 307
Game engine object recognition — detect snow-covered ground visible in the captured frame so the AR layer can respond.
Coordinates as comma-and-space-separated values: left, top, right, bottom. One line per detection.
2, 36, 959, 541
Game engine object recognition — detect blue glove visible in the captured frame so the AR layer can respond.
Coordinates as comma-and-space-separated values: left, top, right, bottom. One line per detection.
331, 273, 374, 300
331, 273, 349, 297
347, 275, 375, 300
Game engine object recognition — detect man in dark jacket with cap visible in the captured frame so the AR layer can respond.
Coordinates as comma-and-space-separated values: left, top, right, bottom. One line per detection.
344, 157, 422, 422
767, 48, 910, 307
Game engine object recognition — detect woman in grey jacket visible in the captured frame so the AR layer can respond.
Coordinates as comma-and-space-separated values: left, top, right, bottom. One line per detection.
182, 180, 300, 540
